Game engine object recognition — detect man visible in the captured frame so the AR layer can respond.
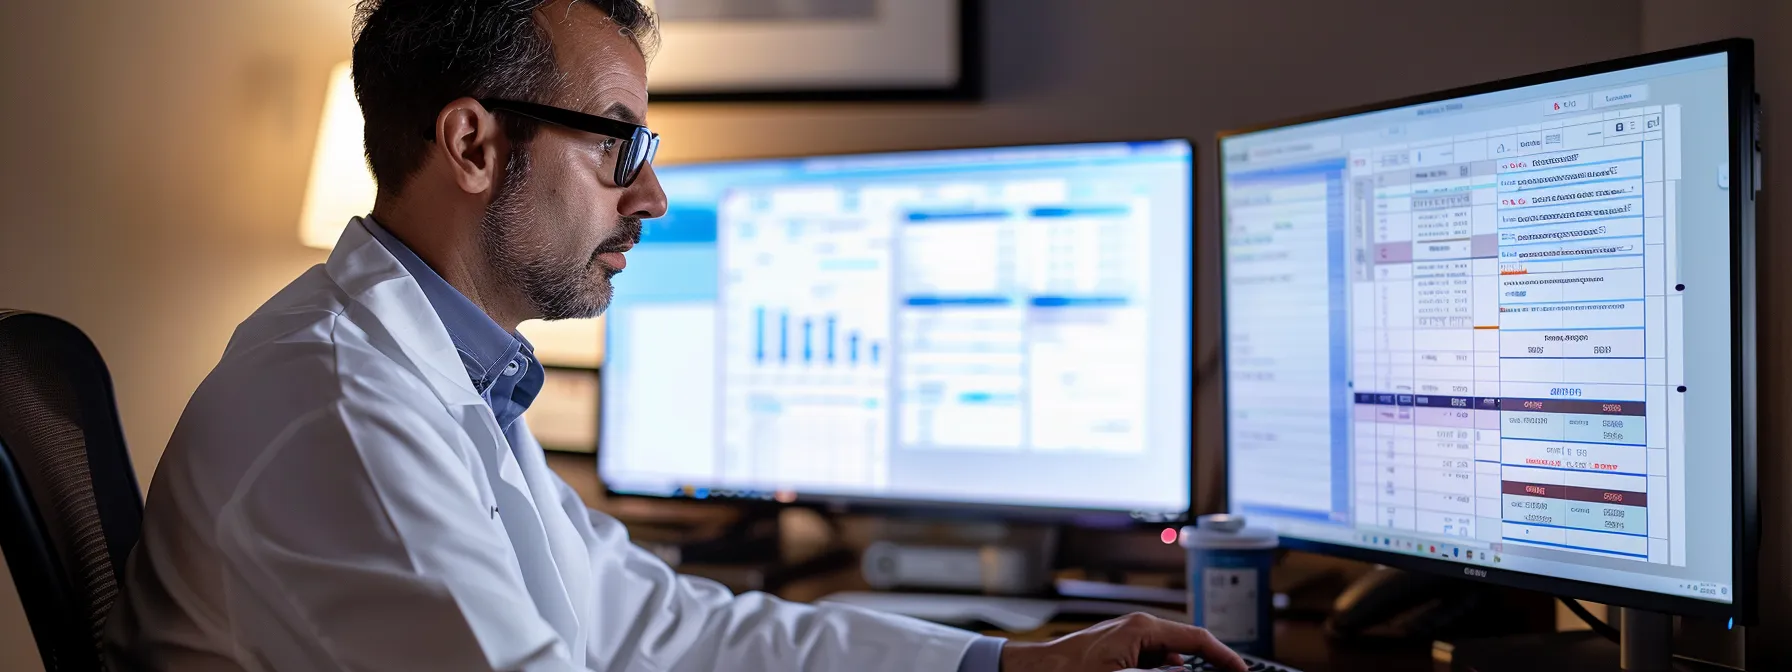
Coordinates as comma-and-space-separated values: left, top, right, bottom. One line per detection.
104, 1, 1245, 670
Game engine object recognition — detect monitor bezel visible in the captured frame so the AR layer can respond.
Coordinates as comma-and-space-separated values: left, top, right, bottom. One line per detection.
1215, 39, 1757, 623
597, 138, 1200, 530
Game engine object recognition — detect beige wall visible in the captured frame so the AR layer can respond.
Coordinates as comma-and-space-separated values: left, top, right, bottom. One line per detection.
1, 2, 348, 668
0, 1, 1668, 669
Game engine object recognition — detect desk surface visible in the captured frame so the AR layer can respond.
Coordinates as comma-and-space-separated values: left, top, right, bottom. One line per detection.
554, 455, 1440, 672
773, 565, 1435, 672
1266, 620, 1437, 672
994, 618, 1437, 672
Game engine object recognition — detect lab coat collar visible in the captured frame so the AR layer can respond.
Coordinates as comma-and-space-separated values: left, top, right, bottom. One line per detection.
322, 217, 589, 656
324, 217, 482, 402
357, 216, 545, 434
358, 215, 530, 395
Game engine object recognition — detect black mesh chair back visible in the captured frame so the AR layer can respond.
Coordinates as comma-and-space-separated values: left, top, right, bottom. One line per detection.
0, 310, 143, 672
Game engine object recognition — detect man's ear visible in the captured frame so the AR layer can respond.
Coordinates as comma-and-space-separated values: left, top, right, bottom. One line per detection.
433, 97, 506, 196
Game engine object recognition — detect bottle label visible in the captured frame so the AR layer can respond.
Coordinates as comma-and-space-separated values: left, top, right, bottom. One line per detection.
1201, 567, 1259, 642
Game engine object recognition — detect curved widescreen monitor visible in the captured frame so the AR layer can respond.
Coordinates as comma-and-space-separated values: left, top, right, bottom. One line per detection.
601, 140, 1195, 522
1219, 40, 1755, 621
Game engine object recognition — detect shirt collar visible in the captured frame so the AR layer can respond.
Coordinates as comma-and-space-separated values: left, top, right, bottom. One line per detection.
359, 217, 542, 429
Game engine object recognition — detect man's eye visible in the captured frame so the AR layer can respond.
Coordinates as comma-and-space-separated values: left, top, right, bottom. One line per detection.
600, 138, 619, 154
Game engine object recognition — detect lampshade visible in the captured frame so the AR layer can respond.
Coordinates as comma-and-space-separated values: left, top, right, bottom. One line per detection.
298, 61, 375, 249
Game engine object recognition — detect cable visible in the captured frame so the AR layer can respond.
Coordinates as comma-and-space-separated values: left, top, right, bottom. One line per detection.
1560, 597, 1621, 643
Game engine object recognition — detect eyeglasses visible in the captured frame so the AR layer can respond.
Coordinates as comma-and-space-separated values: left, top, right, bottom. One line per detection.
479, 98, 660, 188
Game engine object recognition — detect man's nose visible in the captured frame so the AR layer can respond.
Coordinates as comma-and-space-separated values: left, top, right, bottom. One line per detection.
622, 162, 668, 219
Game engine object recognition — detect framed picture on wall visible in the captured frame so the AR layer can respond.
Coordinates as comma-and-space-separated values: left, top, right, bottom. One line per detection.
645, 0, 981, 101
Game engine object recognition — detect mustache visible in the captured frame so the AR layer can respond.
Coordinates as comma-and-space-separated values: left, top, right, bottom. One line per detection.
596, 216, 643, 254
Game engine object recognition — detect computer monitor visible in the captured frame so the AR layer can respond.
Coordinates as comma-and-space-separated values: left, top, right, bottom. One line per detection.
600, 140, 1195, 523
1219, 39, 1756, 627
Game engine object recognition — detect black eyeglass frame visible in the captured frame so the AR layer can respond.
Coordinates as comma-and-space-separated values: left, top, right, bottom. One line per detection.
479, 98, 659, 187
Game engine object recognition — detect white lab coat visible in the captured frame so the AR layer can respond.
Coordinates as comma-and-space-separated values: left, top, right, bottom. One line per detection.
104, 219, 982, 672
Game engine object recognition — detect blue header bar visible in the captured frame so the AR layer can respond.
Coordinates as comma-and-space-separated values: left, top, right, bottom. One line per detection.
1029, 296, 1128, 307
1228, 158, 1350, 181
640, 207, 719, 243
1029, 205, 1131, 219
905, 296, 1013, 307
906, 210, 1011, 223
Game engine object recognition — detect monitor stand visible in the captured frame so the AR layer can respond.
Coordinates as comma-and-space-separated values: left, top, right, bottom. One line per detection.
820, 522, 1199, 633
849, 519, 1060, 595
1444, 608, 1691, 671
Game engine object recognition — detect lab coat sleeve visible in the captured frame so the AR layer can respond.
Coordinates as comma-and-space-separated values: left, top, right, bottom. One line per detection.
213, 399, 592, 672
552, 480, 984, 672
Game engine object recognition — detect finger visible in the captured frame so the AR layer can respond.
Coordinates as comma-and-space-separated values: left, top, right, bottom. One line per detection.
1139, 618, 1247, 672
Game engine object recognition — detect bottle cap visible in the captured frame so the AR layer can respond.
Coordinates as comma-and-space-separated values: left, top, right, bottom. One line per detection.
1179, 513, 1278, 550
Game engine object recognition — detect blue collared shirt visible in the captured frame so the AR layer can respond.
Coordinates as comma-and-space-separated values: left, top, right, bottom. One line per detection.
363, 218, 542, 436
363, 217, 1004, 672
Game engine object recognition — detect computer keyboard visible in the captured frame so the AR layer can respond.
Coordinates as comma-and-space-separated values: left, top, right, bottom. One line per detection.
1149, 653, 1302, 672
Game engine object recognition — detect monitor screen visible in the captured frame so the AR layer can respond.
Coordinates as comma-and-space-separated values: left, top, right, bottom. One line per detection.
601, 140, 1194, 517
1222, 51, 1744, 608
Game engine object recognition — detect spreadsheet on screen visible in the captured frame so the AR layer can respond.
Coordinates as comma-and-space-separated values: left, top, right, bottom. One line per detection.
1222, 53, 1737, 604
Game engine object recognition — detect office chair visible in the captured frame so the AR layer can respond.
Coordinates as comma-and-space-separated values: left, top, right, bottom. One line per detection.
0, 311, 143, 672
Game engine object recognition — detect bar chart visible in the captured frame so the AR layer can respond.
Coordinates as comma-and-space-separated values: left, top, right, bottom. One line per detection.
752, 306, 883, 367
717, 184, 896, 491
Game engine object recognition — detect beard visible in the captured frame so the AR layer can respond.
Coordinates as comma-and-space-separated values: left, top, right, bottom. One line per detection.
479, 149, 642, 321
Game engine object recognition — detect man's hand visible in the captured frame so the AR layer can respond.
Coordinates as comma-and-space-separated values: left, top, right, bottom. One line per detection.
998, 613, 1247, 672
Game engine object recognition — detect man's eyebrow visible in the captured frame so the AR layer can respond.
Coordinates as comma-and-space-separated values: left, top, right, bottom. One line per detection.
600, 101, 643, 125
